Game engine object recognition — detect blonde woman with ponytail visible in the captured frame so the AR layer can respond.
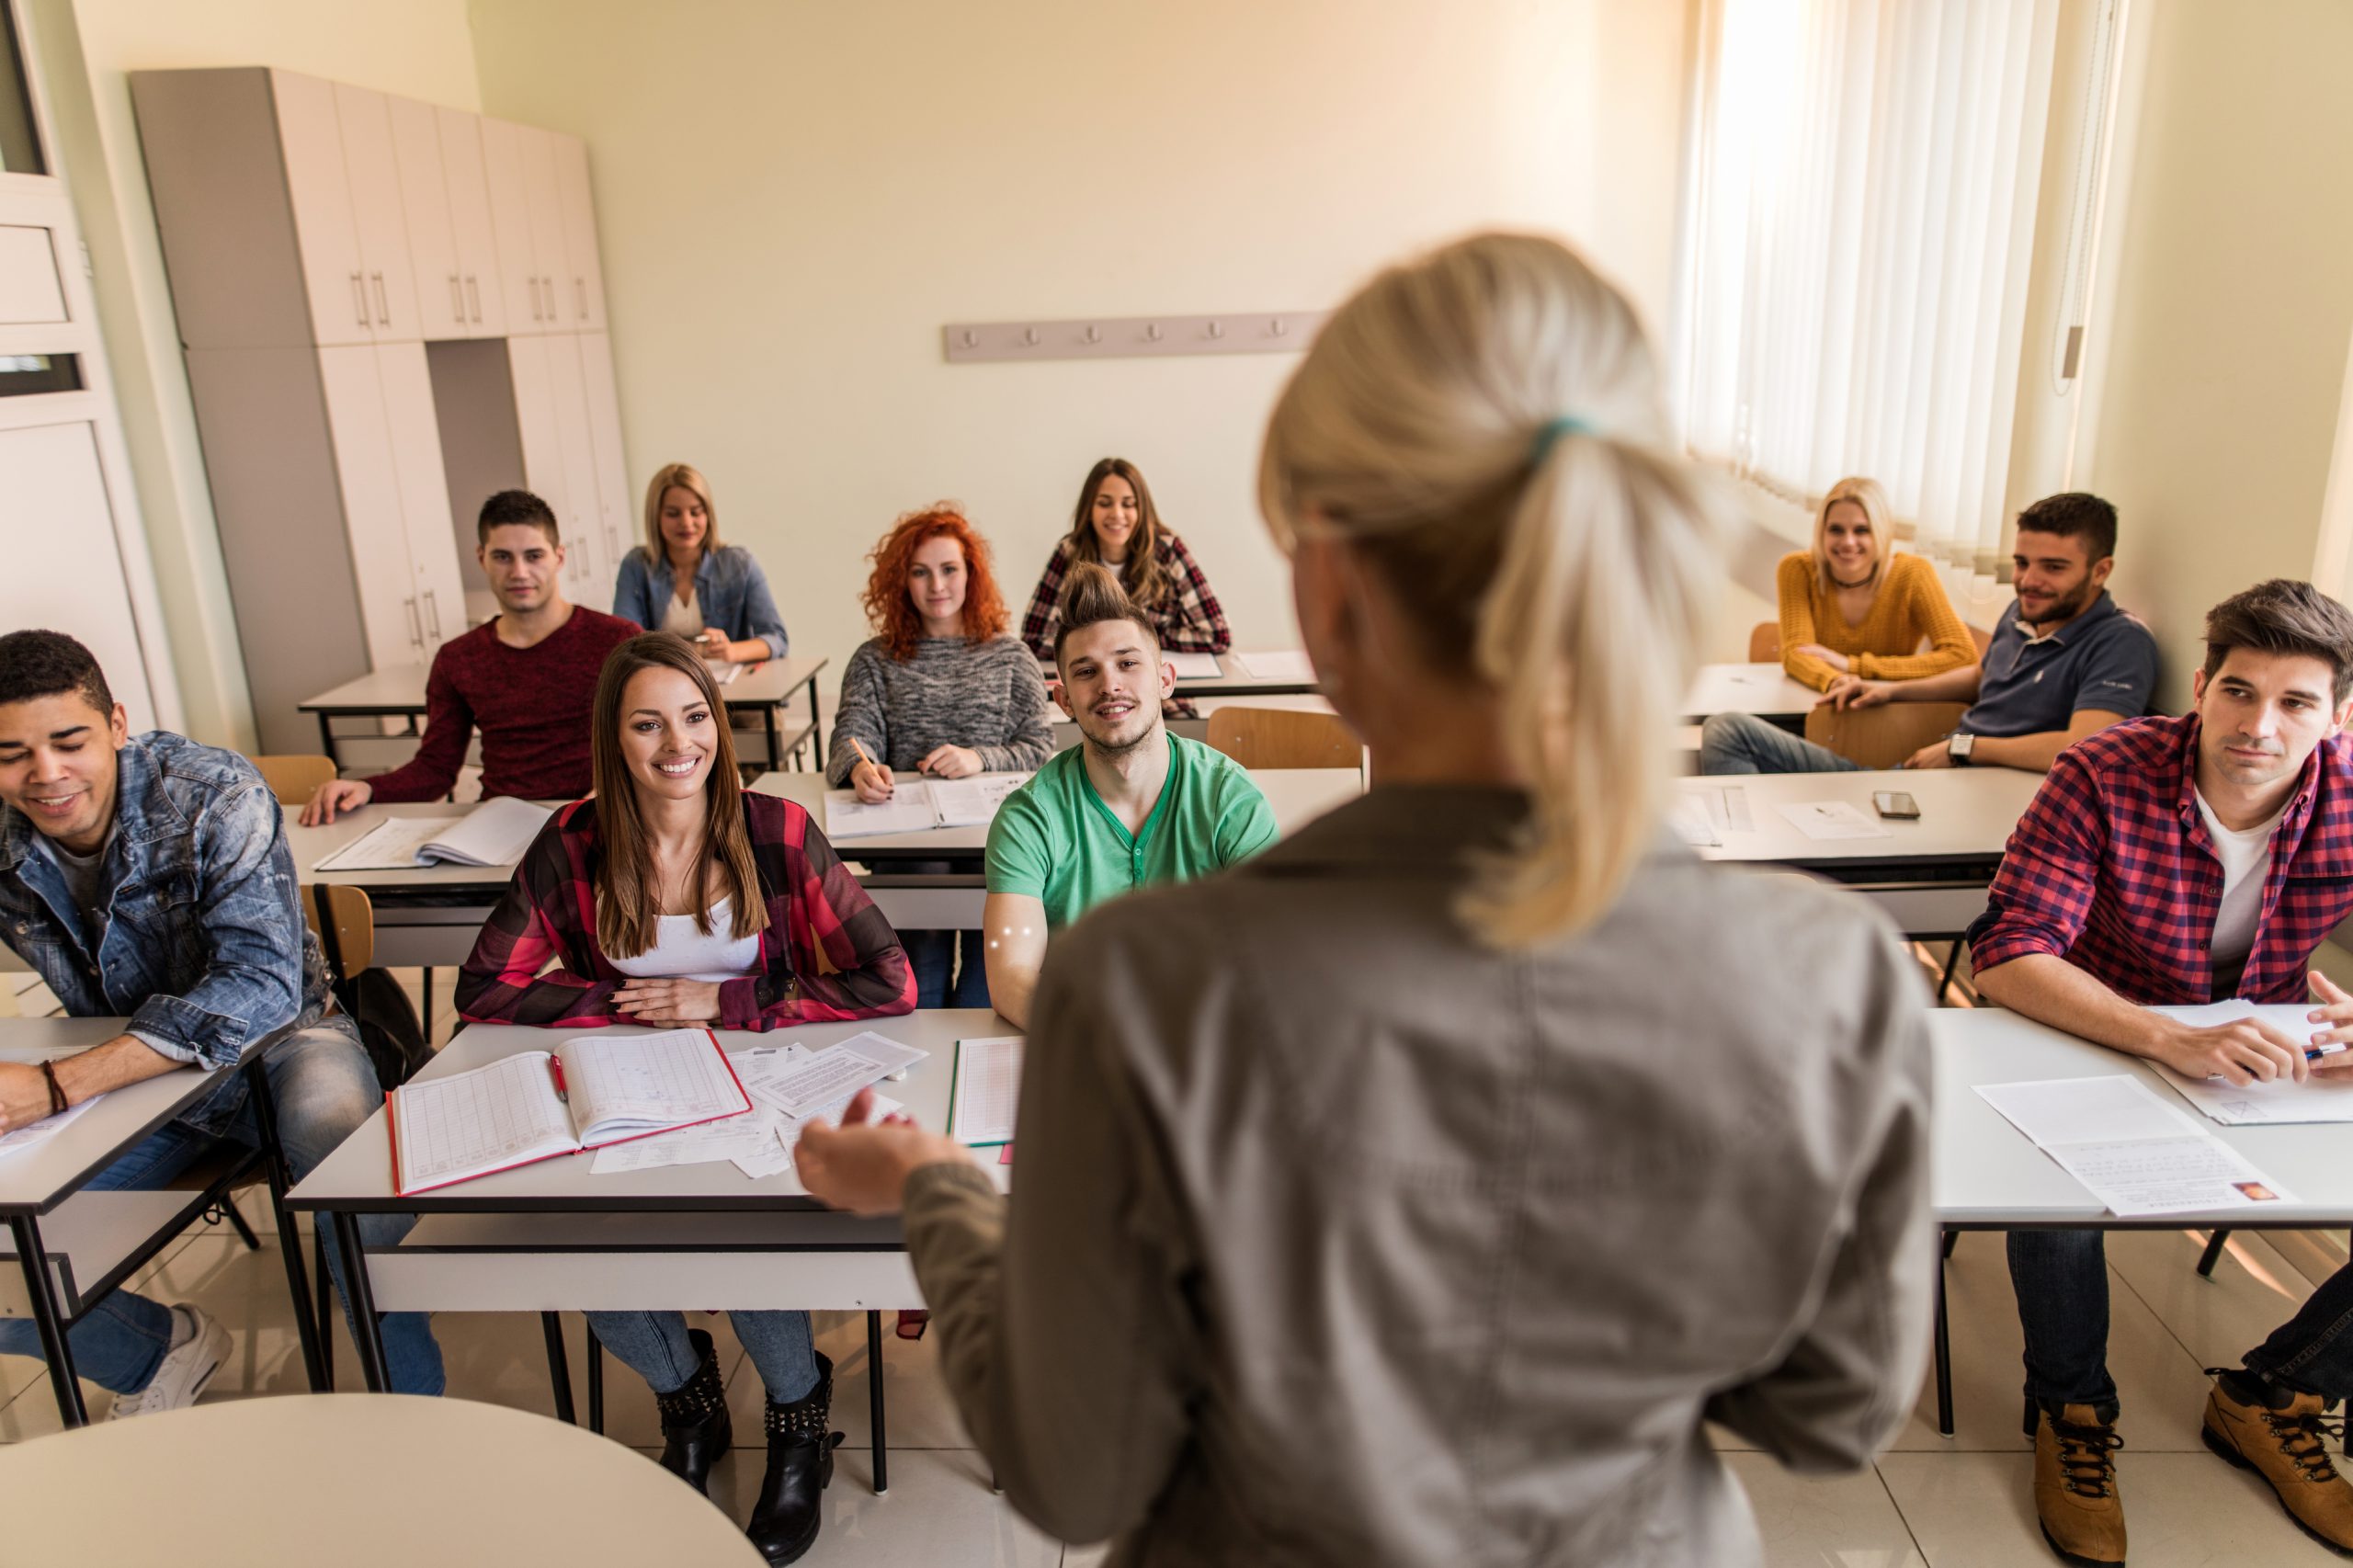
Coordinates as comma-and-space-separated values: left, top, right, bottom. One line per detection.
794, 234, 1935, 1566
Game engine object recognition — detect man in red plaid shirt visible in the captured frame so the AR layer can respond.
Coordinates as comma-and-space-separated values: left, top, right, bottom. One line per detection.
1968, 579, 2353, 1563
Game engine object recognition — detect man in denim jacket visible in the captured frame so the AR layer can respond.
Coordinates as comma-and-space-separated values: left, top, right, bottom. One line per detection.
0, 631, 441, 1411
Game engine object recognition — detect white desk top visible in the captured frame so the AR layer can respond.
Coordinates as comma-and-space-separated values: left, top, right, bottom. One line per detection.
753, 767, 1367, 856
287, 802, 545, 894
0, 1394, 764, 1565
1681, 662, 1819, 722
0, 1018, 232, 1217
1678, 767, 2039, 865
1935, 1007, 2353, 1226
298, 655, 828, 713
288, 1010, 1004, 1212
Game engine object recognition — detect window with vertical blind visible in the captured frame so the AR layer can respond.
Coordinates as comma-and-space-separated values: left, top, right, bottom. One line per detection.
1671, 0, 2061, 591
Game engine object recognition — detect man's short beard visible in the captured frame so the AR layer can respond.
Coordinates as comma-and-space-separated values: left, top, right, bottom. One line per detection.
1080, 710, 1161, 759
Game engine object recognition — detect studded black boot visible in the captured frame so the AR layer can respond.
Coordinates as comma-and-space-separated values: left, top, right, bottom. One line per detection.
746, 1352, 845, 1564
652, 1327, 732, 1495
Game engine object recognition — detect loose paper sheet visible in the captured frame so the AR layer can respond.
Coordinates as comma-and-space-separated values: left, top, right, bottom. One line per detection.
1161, 653, 1222, 679
2146, 1002, 2353, 1124
949, 1036, 1023, 1145
1776, 801, 1891, 841
1977, 1075, 2296, 1216
0, 1095, 101, 1158
930, 774, 1029, 827
823, 781, 939, 838
1233, 650, 1316, 682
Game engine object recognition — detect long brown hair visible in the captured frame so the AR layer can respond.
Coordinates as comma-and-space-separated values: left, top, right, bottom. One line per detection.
1065, 457, 1171, 613
590, 633, 769, 959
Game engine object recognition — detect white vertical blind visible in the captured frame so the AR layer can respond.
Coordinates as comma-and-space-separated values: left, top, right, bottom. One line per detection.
1672, 0, 2060, 589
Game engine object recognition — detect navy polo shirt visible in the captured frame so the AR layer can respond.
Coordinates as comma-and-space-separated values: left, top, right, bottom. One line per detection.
1961, 592, 2158, 738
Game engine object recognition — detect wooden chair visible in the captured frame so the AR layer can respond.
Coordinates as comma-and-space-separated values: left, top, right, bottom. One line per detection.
1205, 706, 1362, 770
252, 754, 338, 806
1802, 700, 1970, 770
1748, 621, 1780, 663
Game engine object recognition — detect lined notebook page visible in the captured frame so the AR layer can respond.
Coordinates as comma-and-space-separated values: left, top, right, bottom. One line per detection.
563, 1030, 747, 1142
395, 1052, 573, 1191
950, 1035, 1023, 1145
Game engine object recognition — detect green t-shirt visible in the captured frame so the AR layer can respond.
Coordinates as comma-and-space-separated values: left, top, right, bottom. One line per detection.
984, 734, 1279, 930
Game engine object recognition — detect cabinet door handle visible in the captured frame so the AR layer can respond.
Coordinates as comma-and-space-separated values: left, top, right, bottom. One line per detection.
575, 278, 587, 320
532, 277, 546, 322
371, 272, 390, 325
449, 274, 464, 322
404, 596, 424, 649
349, 272, 369, 328
422, 589, 443, 641
466, 275, 483, 323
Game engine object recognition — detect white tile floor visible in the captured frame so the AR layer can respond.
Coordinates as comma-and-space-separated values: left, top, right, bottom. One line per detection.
4, 977, 2348, 1563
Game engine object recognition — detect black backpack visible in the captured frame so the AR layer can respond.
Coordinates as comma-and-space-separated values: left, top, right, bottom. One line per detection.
310, 885, 434, 1091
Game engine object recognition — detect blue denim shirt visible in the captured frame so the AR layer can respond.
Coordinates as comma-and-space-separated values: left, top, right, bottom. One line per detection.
0, 733, 331, 1134
612, 544, 790, 659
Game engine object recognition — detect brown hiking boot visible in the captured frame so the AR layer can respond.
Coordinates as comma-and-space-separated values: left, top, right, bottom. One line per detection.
2032, 1403, 2126, 1565
2202, 1372, 2353, 1555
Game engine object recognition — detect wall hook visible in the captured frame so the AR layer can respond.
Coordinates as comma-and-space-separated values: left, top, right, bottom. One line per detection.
1085, 324, 1101, 344
1024, 326, 1040, 346
961, 329, 978, 348
1145, 323, 1163, 342
1269, 317, 1287, 337
1207, 320, 1224, 339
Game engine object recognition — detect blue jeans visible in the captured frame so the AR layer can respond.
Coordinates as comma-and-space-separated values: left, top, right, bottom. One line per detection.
904, 928, 991, 1010
2012, 1233, 2353, 1412
588, 1309, 818, 1403
0, 1024, 443, 1396
1698, 711, 1863, 775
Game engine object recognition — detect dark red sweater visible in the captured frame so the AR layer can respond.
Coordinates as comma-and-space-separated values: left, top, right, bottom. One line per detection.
367, 607, 639, 803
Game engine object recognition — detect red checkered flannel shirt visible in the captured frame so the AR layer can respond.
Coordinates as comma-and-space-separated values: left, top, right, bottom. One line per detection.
1967, 714, 2353, 1005
1018, 533, 1233, 660
454, 792, 916, 1028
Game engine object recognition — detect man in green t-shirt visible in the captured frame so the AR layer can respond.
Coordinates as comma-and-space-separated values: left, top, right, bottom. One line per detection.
983, 563, 1277, 1025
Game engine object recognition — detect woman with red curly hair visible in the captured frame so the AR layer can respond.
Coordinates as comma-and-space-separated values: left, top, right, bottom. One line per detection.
825, 506, 1053, 1006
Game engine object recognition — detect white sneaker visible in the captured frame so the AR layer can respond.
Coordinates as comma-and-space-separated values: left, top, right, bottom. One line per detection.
107, 1303, 229, 1420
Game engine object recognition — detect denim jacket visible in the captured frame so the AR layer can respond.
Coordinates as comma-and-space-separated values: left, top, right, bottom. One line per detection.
0, 733, 332, 1134
612, 544, 790, 659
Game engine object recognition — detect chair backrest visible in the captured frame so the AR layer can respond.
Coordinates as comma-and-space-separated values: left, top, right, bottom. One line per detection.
301, 882, 376, 977
252, 754, 337, 806
1204, 706, 1362, 771
1748, 621, 1780, 663
1803, 701, 1971, 770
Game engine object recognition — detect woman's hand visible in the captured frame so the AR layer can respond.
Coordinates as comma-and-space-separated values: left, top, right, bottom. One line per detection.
918, 744, 983, 779
612, 978, 724, 1027
1816, 674, 1895, 711
1794, 643, 1851, 673
795, 1090, 971, 1216
851, 760, 896, 802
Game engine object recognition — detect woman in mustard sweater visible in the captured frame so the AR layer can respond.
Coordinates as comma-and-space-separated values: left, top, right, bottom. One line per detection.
1775, 476, 1975, 691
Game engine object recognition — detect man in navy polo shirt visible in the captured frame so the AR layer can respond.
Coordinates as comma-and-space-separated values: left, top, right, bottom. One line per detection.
1700, 492, 2158, 774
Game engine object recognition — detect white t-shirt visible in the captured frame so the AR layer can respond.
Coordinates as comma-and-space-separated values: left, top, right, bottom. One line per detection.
2193, 789, 2287, 983
606, 897, 761, 983
660, 594, 706, 638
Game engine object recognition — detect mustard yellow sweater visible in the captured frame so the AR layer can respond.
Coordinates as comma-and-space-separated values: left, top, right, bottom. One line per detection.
1775, 551, 1976, 691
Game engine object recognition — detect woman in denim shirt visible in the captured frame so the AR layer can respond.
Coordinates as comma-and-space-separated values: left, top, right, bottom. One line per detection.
613, 462, 790, 664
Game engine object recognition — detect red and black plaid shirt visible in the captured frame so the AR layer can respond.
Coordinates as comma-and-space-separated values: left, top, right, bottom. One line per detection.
454, 792, 915, 1029
1017, 532, 1233, 661
1967, 714, 2353, 1005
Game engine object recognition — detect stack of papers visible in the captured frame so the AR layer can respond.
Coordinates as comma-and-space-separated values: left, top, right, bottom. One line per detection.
1233, 650, 1316, 682
1976, 1074, 2296, 1216
1775, 801, 1890, 841
823, 775, 1029, 838
1161, 653, 1222, 679
2148, 1001, 2353, 1124
315, 796, 552, 871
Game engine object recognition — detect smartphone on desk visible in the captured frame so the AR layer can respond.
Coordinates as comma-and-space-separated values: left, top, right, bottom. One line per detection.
1871, 790, 1920, 820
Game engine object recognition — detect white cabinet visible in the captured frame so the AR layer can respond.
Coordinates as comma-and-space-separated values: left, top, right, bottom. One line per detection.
331, 84, 421, 342
577, 332, 631, 570
522, 128, 569, 341
388, 96, 465, 341
376, 343, 467, 648
436, 108, 506, 336
0, 422, 161, 734
479, 116, 552, 335
272, 72, 372, 347
552, 135, 608, 331
318, 345, 427, 665
505, 333, 614, 610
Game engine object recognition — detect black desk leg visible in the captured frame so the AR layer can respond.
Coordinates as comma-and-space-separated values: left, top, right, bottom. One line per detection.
316, 710, 340, 771
542, 1312, 577, 1425
1934, 1251, 1954, 1437
868, 1309, 888, 1494
247, 1058, 327, 1392
331, 1210, 392, 1392
2198, 1230, 2232, 1278
11, 1216, 86, 1426
809, 678, 825, 772
585, 1324, 604, 1434
765, 703, 779, 772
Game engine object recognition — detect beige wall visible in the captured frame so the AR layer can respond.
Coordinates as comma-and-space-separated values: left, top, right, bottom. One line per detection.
28, 0, 481, 748
466, 0, 1692, 687
2088, 0, 2353, 713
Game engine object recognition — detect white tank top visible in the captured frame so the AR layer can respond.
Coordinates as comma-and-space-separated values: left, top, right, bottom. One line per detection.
606, 897, 762, 982
660, 593, 705, 638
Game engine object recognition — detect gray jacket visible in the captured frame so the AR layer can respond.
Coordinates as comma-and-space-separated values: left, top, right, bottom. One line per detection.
905, 784, 1934, 1566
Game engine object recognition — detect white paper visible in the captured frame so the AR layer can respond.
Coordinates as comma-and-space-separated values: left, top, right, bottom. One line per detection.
313, 815, 462, 872
824, 780, 939, 838
827, 1031, 929, 1077
1162, 652, 1222, 679
1976, 1075, 2297, 1216
743, 1090, 906, 1181
705, 659, 745, 687
1775, 801, 1892, 841
1233, 650, 1317, 682
929, 774, 1029, 827
1668, 798, 1720, 847
561, 1029, 750, 1142
0, 1095, 102, 1158
590, 1112, 779, 1174
2146, 1002, 2353, 1124
747, 1047, 886, 1118
950, 1035, 1023, 1144
313, 796, 551, 870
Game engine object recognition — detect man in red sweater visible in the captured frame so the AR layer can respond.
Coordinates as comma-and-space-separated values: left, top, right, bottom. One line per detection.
301, 491, 639, 824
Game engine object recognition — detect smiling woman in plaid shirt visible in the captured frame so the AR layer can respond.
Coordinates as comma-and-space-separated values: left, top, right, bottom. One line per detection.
1967, 579, 2353, 1564
455, 631, 913, 1566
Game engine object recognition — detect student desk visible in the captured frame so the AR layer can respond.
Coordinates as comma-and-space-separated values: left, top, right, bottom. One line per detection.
0, 1018, 321, 1426
286, 802, 540, 971
297, 655, 831, 772
0, 1394, 766, 1564
751, 767, 1370, 929
1677, 767, 2040, 937
1928, 1007, 2353, 1435
1036, 650, 1322, 699
1680, 662, 1819, 734
287, 1010, 1006, 1488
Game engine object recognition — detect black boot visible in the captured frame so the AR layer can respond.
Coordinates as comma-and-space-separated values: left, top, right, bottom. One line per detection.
747, 1352, 845, 1565
652, 1327, 732, 1495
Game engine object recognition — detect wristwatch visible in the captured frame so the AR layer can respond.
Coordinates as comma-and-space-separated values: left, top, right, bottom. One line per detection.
1947, 732, 1975, 767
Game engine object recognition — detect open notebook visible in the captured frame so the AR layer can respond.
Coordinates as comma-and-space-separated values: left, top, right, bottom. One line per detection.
314, 796, 552, 871
823, 774, 1030, 838
388, 1028, 752, 1195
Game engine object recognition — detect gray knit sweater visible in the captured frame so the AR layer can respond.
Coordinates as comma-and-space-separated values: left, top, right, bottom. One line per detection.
824, 634, 1056, 785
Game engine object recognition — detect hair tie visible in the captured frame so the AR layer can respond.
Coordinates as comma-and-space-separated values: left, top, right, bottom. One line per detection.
1529, 415, 1595, 465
